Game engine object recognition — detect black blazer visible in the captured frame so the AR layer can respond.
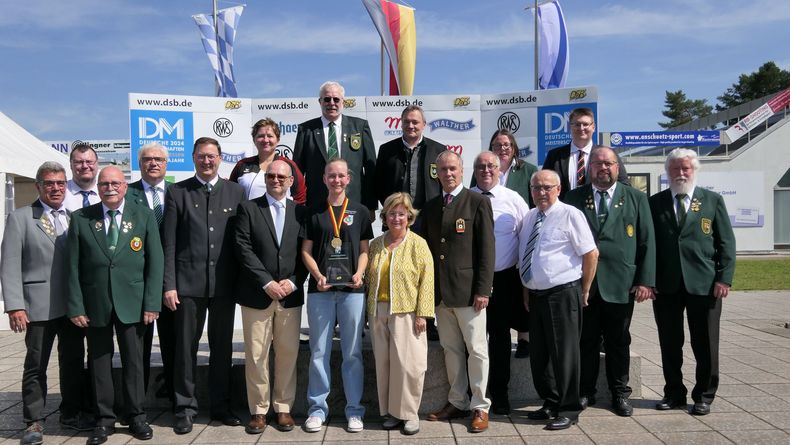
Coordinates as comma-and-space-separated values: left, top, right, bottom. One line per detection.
542, 143, 630, 201
419, 188, 495, 307
374, 136, 446, 209
162, 177, 245, 299
293, 115, 377, 211
234, 197, 307, 309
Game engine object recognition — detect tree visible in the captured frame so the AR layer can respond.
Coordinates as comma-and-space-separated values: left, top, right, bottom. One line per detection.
717, 61, 790, 110
658, 90, 713, 129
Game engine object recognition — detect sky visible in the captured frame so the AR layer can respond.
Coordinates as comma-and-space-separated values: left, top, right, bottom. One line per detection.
1, 0, 789, 141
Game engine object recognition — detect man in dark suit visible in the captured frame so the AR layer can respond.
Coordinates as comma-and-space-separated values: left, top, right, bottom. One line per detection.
235, 160, 307, 434
649, 148, 735, 416
541, 108, 628, 201
1, 162, 87, 445
420, 150, 495, 433
293, 81, 377, 219
162, 137, 246, 433
565, 146, 656, 417
126, 142, 173, 404
67, 166, 163, 444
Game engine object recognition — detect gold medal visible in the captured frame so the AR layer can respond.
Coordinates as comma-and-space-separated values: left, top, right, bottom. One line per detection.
331, 237, 342, 249
328, 198, 349, 251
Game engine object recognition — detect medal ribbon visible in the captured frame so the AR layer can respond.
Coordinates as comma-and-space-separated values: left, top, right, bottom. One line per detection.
328, 198, 349, 239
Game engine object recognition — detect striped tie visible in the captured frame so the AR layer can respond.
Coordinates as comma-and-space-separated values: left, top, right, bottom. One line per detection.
151, 187, 163, 226
576, 151, 586, 186
327, 122, 339, 159
520, 211, 545, 284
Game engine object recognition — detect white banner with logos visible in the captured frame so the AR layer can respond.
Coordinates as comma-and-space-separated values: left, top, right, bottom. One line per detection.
129, 87, 597, 182
45, 139, 132, 175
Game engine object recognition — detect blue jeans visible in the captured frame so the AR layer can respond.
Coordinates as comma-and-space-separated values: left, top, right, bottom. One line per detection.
306, 291, 366, 420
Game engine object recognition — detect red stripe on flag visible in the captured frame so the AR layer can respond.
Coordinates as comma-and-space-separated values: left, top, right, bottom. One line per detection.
383, 0, 401, 95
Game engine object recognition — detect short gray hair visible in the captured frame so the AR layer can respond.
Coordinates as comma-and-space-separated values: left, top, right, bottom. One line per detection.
436, 150, 462, 165
319, 81, 345, 98
530, 169, 560, 186
665, 148, 700, 172
138, 142, 168, 164
36, 161, 66, 182
474, 151, 500, 169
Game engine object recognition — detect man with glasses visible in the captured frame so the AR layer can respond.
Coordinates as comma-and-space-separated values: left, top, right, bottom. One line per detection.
66, 166, 163, 444
294, 81, 377, 220
162, 137, 245, 434
565, 146, 655, 417
470, 151, 529, 416
542, 108, 629, 201
519, 170, 598, 430
235, 160, 307, 434
2, 162, 87, 445
127, 142, 174, 406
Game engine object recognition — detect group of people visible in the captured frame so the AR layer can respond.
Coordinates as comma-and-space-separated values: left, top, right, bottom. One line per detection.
1, 81, 736, 445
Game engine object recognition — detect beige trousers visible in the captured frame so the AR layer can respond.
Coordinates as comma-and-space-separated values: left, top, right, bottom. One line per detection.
435, 302, 491, 412
370, 302, 427, 421
241, 302, 301, 414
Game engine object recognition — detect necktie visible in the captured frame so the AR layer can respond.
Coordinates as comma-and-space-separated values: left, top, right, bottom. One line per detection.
273, 201, 285, 245
79, 190, 91, 208
576, 151, 586, 186
51, 210, 65, 236
205, 182, 213, 194
598, 191, 609, 225
444, 193, 453, 206
151, 186, 163, 226
675, 193, 687, 224
482, 191, 492, 196
327, 122, 339, 159
520, 211, 545, 284
107, 210, 119, 250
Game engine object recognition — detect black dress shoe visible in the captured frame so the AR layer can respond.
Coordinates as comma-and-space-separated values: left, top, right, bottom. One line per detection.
129, 421, 153, 440
690, 402, 710, 416
613, 397, 633, 417
173, 416, 193, 434
527, 405, 556, 420
514, 339, 530, 358
655, 398, 686, 410
545, 416, 575, 430
491, 400, 511, 415
580, 395, 597, 410
86, 426, 115, 445
212, 411, 242, 426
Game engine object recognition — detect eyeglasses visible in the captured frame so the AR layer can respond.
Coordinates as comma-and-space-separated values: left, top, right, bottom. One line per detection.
71, 160, 96, 166
474, 163, 498, 171
590, 161, 617, 168
97, 181, 124, 189
141, 156, 167, 164
322, 97, 342, 104
38, 180, 66, 189
266, 173, 291, 181
531, 184, 558, 192
196, 154, 218, 161
570, 121, 594, 129
492, 143, 512, 150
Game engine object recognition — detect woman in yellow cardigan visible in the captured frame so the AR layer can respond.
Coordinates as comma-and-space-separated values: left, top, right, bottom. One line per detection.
366, 193, 434, 436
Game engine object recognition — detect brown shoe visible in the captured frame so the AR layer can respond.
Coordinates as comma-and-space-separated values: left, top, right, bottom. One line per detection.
275, 412, 295, 431
469, 409, 489, 433
426, 403, 469, 421
245, 414, 266, 434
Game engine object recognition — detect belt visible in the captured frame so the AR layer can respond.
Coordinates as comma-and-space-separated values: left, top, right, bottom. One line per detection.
528, 279, 581, 297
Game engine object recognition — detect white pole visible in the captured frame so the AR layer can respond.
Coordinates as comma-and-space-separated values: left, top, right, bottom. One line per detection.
534, 0, 539, 90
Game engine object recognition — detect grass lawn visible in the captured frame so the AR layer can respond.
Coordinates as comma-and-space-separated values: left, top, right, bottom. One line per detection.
733, 258, 790, 290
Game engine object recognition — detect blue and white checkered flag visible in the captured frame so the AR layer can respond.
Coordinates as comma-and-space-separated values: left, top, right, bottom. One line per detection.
192, 5, 244, 97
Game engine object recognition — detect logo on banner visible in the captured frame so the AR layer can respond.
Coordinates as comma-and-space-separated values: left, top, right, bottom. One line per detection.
454, 96, 471, 107
138, 116, 185, 140
130, 110, 193, 171
213, 118, 233, 138
447, 145, 463, 154
611, 133, 623, 146
225, 100, 242, 110
497, 112, 520, 133
278, 121, 298, 135
569, 89, 588, 100
384, 116, 402, 136
537, 104, 597, 165
275, 144, 293, 160
343, 98, 357, 108
428, 119, 475, 132
220, 152, 244, 163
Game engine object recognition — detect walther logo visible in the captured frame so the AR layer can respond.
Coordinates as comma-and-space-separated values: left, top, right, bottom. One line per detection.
454, 96, 471, 107
569, 89, 587, 100
225, 100, 242, 110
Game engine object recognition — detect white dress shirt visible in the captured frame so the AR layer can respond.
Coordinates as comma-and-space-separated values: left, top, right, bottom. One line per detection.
499, 159, 516, 187
672, 186, 695, 219
195, 175, 219, 189
40, 200, 69, 233
142, 179, 166, 211
62, 180, 99, 212
471, 184, 529, 271
101, 201, 125, 235
568, 141, 593, 190
592, 182, 617, 214
518, 200, 596, 290
321, 115, 343, 158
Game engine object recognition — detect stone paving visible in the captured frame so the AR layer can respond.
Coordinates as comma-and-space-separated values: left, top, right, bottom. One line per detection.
0, 290, 789, 444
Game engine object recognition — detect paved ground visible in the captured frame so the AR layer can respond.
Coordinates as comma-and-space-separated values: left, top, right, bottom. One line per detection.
1, 290, 789, 444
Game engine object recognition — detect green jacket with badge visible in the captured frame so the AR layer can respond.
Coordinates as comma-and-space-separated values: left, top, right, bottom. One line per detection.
566, 183, 656, 304
66, 200, 164, 327
649, 187, 735, 296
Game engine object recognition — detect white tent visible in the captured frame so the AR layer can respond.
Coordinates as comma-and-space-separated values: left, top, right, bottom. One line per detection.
0, 111, 71, 328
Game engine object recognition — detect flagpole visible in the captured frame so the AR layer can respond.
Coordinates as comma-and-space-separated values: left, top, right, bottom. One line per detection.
533, 0, 539, 90
213, 0, 220, 96
380, 41, 385, 96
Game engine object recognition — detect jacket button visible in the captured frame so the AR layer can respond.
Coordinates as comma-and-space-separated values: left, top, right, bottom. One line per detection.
440, 238, 445, 243
209, 210, 213, 215
439, 255, 445, 260
209, 227, 214, 231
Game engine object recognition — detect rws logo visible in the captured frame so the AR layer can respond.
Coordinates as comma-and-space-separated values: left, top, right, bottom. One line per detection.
213, 118, 233, 138
497, 112, 520, 133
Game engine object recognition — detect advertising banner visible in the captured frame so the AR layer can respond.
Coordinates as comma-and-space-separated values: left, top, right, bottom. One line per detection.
721, 85, 790, 145
609, 130, 720, 147
129, 86, 597, 182
659, 171, 764, 227
46, 139, 132, 174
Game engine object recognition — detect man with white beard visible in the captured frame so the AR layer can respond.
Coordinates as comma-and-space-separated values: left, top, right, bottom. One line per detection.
648, 148, 735, 417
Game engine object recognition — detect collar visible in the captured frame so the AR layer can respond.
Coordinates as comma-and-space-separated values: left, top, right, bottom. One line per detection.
195, 175, 219, 187
67, 179, 98, 195
571, 140, 593, 154
674, 186, 696, 199
443, 184, 464, 198
321, 115, 343, 129
142, 179, 165, 192
265, 192, 287, 208
402, 135, 424, 150
102, 200, 125, 216
593, 182, 617, 197
39, 200, 65, 214
470, 183, 502, 197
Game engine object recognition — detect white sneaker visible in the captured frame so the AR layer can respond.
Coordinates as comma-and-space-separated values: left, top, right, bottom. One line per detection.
347, 415, 364, 432
403, 419, 420, 435
382, 415, 401, 430
303, 416, 323, 433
